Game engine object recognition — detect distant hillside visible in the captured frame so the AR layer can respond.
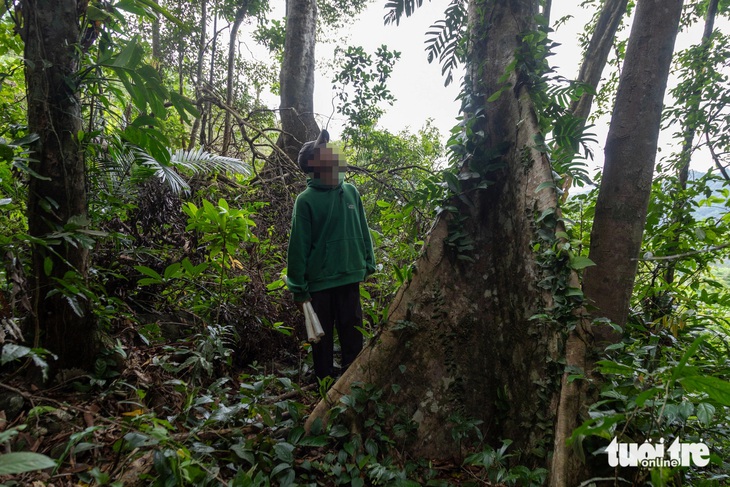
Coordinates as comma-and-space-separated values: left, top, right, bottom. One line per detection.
688, 170, 730, 221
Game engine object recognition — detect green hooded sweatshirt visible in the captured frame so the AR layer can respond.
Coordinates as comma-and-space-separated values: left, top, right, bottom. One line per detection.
286, 179, 376, 302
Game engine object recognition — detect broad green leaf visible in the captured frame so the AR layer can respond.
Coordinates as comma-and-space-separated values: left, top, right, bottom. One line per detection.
670, 334, 707, 383
137, 278, 160, 286
696, 403, 716, 426
297, 435, 329, 447
0, 452, 56, 475
163, 262, 182, 280
1, 343, 31, 365
569, 256, 595, 270
87, 5, 112, 21
680, 375, 730, 406
633, 387, 661, 407
126, 0, 185, 27
595, 359, 635, 376
443, 170, 460, 194
270, 462, 290, 477
134, 265, 162, 280
273, 442, 294, 463
112, 38, 142, 68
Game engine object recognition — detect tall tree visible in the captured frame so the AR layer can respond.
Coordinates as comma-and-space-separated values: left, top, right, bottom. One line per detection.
20, 0, 97, 371
276, 0, 320, 167
582, 0, 685, 343
309, 0, 566, 465
569, 0, 628, 123
222, 1, 250, 156
307, 0, 690, 484
663, 0, 720, 288
188, 0, 209, 150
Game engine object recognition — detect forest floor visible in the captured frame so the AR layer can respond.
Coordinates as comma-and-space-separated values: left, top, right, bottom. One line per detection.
0, 327, 480, 486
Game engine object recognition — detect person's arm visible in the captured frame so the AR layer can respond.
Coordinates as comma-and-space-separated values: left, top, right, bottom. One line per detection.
287, 198, 312, 302
356, 191, 376, 277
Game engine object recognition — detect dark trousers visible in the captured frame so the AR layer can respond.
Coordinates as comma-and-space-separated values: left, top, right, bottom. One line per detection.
309, 283, 363, 379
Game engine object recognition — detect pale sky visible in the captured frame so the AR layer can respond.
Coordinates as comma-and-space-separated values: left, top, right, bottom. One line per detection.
253, 1, 726, 176
314, 1, 604, 171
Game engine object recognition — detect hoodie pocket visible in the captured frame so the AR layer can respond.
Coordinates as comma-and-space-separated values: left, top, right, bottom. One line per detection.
324, 238, 365, 277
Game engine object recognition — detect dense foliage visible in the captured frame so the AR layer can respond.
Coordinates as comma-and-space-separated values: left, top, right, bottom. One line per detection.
1, 0, 730, 486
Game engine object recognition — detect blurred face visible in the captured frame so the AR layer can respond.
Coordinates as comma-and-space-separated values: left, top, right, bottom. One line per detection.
310, 144, 346, 186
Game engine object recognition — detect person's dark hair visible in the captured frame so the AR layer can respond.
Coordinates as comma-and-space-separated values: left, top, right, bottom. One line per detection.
297, 129, 330, 173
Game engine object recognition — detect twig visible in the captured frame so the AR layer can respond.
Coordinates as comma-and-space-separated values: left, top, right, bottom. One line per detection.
705, 130, 730, 180
632, 242, 730, 261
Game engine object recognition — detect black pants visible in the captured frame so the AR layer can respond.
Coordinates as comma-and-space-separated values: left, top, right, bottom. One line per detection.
309, 283, 363, 379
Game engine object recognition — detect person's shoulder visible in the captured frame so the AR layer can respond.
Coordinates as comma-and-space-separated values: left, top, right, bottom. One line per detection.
295, 186, 315, 202
342, 182, 360, 195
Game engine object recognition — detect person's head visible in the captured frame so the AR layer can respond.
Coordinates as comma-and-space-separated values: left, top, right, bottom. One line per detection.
297, 130, 346, 186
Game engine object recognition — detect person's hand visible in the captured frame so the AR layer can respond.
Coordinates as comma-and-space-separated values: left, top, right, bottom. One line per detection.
296, 299, 311, 312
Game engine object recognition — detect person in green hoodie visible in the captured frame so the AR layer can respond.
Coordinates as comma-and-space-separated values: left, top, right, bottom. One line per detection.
286, 129, 376, 380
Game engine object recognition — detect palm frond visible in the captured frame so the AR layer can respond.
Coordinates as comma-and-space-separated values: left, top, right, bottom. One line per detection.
170, 148, 252, 178
424, 0, 466, 87
136, 148, 190, 195
133, 147, 251, 195
384, 0, 428, 26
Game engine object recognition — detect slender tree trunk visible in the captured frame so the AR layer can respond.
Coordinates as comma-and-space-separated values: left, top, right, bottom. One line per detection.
206, 14, 219, 147
222, 3, 249, 156
275, 0, 320, 167
569, 0, 628, 123
151, 0, 161, 66
550, 2, 629, 483
189, 0, 208, 150
664, 0, 718, 288
543, 0, 552, 24
308, 0, 566, 465
22, 0, 96, 372
582, 0, 684, 343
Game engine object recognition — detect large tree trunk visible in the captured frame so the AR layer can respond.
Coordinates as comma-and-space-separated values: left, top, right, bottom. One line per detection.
308, 0, 566, 465
275, 0, 320, 168
582, 0, 684, 343
22, 0, 96, 372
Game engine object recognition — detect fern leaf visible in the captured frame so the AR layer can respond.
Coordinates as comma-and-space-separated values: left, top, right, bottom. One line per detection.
384, 0, 428, 26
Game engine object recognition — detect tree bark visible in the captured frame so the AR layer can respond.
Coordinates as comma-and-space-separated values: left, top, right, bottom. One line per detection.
569, 0, 628, 123
151, 0, 161, 66
582, 0, 684, 343
307, 0, 566, 465
22, 0, 96, 372
549, 2, 630, 484
205, 14, 219, 148
188, 0, 208, 150
222, 3, 249, 156
275, 0, 320, 167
